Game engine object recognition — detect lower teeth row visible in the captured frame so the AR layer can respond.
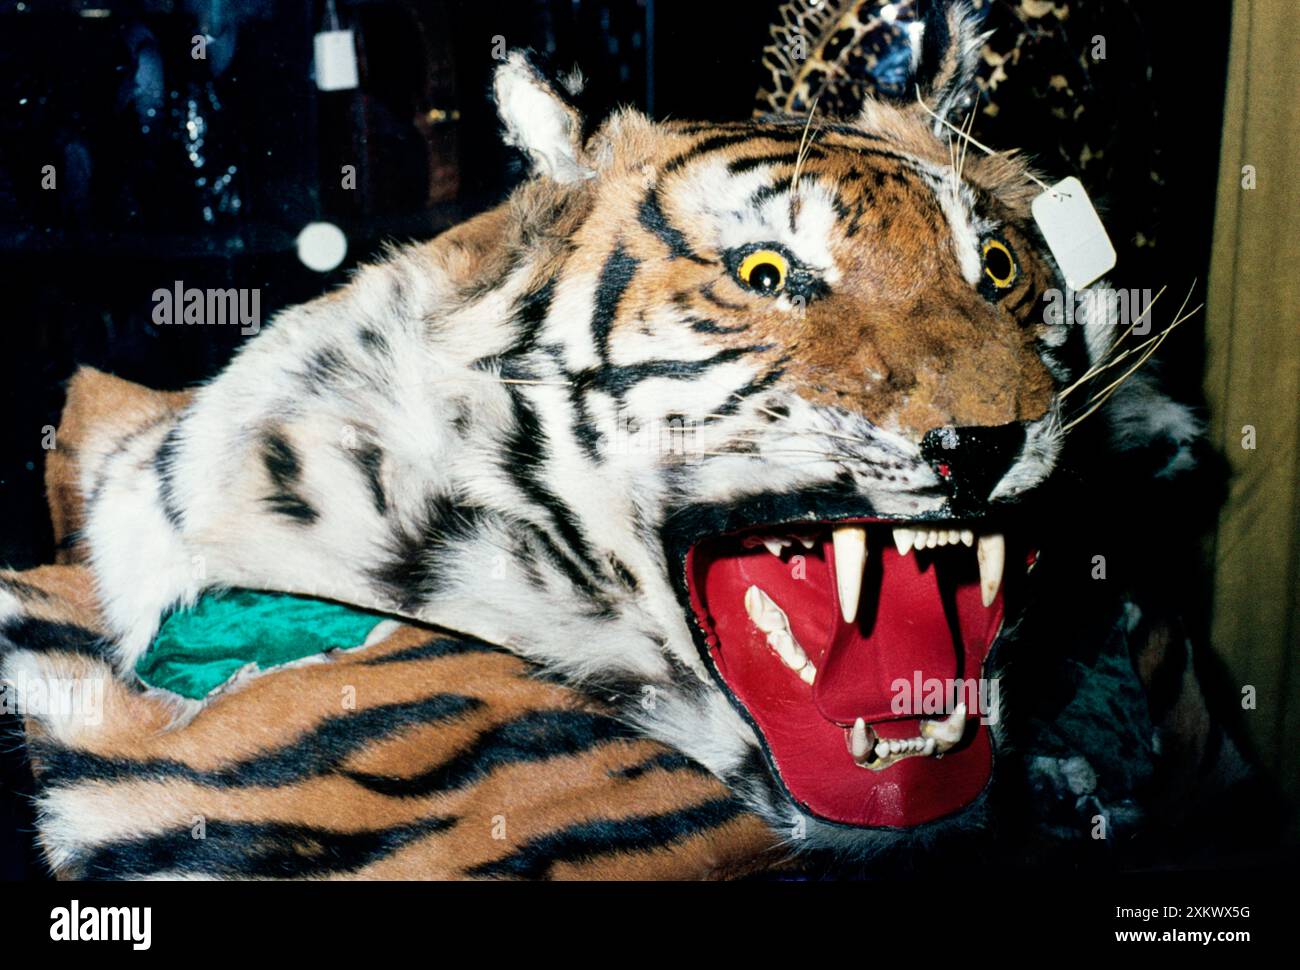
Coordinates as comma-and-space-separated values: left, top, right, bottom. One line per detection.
876, 737, 935, 758
850, 705, 967, 769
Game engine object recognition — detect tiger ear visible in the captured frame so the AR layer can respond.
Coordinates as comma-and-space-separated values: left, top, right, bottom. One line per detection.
493, 50, 594, 184
905, 0, 988, 134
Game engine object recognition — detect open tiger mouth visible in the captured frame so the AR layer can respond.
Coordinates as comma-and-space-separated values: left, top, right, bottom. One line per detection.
685, 518, 1031, 829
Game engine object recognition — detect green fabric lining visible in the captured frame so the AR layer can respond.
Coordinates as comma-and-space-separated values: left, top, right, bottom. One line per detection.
135, 589, 387, 700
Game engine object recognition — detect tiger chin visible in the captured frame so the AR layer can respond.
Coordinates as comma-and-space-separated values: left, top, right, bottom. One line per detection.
60, 0, 1198, 863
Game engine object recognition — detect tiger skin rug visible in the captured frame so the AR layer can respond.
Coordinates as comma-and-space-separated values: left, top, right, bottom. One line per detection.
0, 0, 1262, 878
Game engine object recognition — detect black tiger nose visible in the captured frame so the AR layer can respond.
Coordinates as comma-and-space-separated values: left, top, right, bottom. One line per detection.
919, 423, 1026, 511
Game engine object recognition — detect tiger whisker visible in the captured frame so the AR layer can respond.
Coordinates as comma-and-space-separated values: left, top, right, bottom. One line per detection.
702, 412, 872, 447
949, 135, 959, 205
956, 99, 978, 184
696, 451, 842, 460
723, 432, 876, 457
717, 436, 847, 455
1060, 296, 1203, 433
349, 374, 575, 392
1094, 282, 1193, 369
703, 400, 882, 449
916, 85, 1058, 197
1057, 282, 1177, 400
1082, 305, 1198, 405
790, 96, 821, 200
704, 385, 916, 464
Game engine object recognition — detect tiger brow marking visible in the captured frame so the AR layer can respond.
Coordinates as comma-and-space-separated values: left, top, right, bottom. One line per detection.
698, 281, 746, 312
663, 129, 807, 174
727, 148, 825, 174
664, 127, 915, 185
638, 186, 713, 265
751, 175, 793, 210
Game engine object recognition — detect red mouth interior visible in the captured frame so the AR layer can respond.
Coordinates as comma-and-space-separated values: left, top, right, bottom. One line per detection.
686, 521, 1009, 828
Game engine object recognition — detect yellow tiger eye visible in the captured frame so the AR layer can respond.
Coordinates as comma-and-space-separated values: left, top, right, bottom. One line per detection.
981, 239, 1017, 289
737, 249, 789, 293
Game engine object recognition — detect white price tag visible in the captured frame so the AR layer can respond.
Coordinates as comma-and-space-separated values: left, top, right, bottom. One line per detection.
1031, 176, 1117, 290
314, 30, 358, 92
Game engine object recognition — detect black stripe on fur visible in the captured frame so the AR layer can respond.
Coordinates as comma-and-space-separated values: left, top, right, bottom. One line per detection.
590, 244, 640, 364
360, 637, 507, 666
500, 387, 608, 600
0, 617, 109, 661
463, 797, 747, 879
77, 815, 458, 880
728, 148, 825, 173
579, 345, 774, 400
611, 750, 710, 780
688, 317, 750, 335
34, 694, 483, 790
369, 494, 493, 611
261, 431, 319, 524
153, 423, 185, 529
343, 709, 636, 797
350, 442, 387, 516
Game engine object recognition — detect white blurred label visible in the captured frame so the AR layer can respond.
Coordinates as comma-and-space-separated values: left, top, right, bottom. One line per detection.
297, 221, 348, 272
1031, 176, 1117, 290
314, 30, 358, 91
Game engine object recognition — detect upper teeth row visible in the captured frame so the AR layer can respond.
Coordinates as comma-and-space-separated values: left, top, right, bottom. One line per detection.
745, 527, 1004, 620
893, 527, 973, 552
832, 526, 1004, 623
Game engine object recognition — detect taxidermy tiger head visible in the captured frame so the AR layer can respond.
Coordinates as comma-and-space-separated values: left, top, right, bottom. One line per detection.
76, 0, 1196, 863
382, 1, 1199, 857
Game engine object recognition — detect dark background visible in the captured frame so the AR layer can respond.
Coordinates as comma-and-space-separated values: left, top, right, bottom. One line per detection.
0, 0, 1231, 879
